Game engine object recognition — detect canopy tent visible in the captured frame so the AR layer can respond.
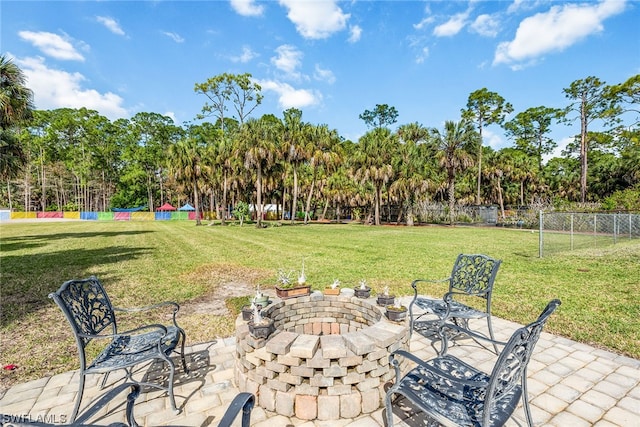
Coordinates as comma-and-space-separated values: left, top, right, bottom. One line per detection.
157, 203, 176, 211
178, 203, 195, 211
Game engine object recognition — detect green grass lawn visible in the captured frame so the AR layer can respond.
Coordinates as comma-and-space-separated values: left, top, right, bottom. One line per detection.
1, 220, 639, 392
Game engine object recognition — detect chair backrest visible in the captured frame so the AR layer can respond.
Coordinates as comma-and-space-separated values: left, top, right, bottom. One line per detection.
449, 254, 501, 298
482, 299, 561, 425
49, 276, 117, 351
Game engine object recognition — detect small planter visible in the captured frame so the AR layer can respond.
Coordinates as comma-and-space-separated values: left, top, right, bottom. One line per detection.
377, 294, 396, 307
248, 318, 274, 339
252, 295, 269, 308
275, 285, 311, 299
241, 305, 253, 321
340, 288, 355, 297
324, 288, 341, 296
354, 286, 371, 299
386, 306, 408, 322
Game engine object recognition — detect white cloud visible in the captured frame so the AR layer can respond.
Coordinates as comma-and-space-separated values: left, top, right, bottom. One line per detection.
415, 47, 429, 64
18, 31, 85, 61
483, 128, 506, 149
271, 45, 303, 79
348, 25, 362, 43
470, 14, 500, 38
163, 111, 177, 123
544, 136, 573, 163
279, 0, 349, 39
256, 79, 321, 109
231, 46, 258, 63
15, 56, 127, 119
314, 64, 335, 84
413, 17, 434, 31
230, 0, 265, 17
163, 32, 185, 43
96, 16, 125, 36
494, 0, 627, 68
433, 11, 470, 37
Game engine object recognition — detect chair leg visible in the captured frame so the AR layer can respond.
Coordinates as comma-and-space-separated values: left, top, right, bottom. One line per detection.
70, 373, 86, 422
486, 315, 498, 354
384, 391, 395, 427
521, 371, 534, 427
163, 354, 180, 414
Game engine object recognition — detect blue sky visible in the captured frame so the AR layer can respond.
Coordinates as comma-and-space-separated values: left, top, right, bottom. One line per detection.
3, 0, 639, 156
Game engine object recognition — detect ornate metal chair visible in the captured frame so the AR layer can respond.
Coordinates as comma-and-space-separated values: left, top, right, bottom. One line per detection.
49, 276, 187, 422
217, 392, 255, 427
385, 299, 561, 427
409, 254, 502, 353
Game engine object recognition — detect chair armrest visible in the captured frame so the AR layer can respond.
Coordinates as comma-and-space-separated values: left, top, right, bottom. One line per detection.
217, 393, 255, 427
78, 324, 168, 341
409, 278, 450, 313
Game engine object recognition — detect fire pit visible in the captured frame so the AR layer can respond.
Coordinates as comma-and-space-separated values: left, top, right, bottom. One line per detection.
234, 293, 410, 420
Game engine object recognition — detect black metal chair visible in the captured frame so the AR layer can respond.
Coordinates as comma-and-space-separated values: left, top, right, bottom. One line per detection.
409, 254, 502, 353
216, 392, 255, 427
385, 299, 561, 427
49, 276, 187, 422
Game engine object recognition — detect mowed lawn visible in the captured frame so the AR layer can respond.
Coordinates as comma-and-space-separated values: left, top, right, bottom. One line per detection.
1, 220, 639, 391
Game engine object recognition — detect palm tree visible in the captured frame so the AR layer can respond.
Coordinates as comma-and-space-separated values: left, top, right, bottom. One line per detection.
392, 122, 432, 225
352, 127, 397, 225
432, 120, 478, 224
169, 137, 207, 225
303, 124, 341, 224
1, 55, 34, 205
1, 54, 34, 130
282, 108, 307, 223
238, 116, 279, 228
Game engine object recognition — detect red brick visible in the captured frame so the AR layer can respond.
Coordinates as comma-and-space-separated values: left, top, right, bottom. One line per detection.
295, 394, 317, 420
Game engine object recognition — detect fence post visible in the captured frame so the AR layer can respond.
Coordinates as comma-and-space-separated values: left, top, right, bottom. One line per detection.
571, 213, 574, 251
539, 210, 543, 258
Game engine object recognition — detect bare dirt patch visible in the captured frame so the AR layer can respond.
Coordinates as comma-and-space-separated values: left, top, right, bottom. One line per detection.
178, 263, 273, 316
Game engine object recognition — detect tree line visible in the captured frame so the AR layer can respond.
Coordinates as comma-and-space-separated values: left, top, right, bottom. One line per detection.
1, 56, 639, 227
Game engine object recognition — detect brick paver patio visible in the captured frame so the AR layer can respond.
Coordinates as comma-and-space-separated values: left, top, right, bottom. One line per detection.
1, 296, 639, 426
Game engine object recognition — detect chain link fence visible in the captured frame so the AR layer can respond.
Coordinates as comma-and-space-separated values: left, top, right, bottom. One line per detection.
539, 211, 640, 257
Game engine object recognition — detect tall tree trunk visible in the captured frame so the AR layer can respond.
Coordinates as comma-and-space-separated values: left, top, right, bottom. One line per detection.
497, 178, 505, 220
193, 180, 202, 225
304, 177, 315, 225
580, 102, 588, 203
374, 183, 382, 226
7, 181, 12, 211
448, 177, 455, 225
291, 166, 298, 224
221, 171, 228, 225
256, 164, 263, 228
321, 196, 329, 221
476, 125, 483, 205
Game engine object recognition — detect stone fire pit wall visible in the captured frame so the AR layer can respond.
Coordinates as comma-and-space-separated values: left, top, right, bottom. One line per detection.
234, 293, 410, 421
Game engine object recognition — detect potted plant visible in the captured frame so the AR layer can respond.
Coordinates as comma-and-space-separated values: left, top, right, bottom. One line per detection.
252, 285, 269, 307
324, 279, 341, 296
354, 279, 371, 299
241, 304, 253, 321
247, 304, 274, 339
274, 268, 311, 299
377, 286, 395, 306
386, 299, 408, 322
